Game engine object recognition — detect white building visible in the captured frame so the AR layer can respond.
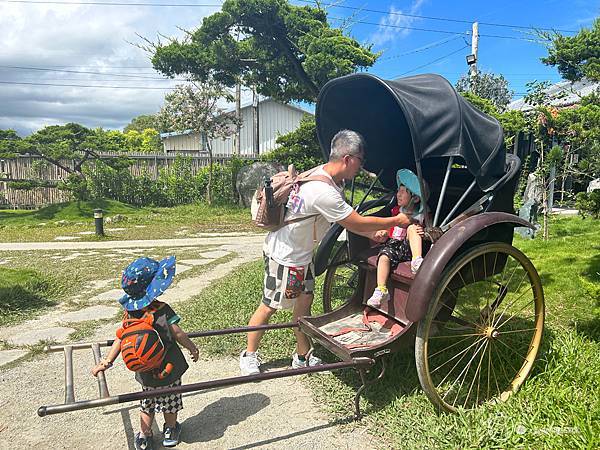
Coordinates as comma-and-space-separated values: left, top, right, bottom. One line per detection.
508, 78, 600, 111
160, 92, 312, 156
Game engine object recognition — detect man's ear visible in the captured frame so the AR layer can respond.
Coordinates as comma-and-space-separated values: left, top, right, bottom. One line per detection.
413, 195, 421, 204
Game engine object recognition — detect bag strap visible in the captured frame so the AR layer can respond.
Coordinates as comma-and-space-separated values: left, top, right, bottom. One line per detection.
280, 168, 338, 227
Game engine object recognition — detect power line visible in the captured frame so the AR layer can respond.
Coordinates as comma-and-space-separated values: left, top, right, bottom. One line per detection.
393, 45, 470, 78
0, 80, 174, 90
0, 65, 186, 81
3, 0, 222, 6
297, 0, 578, 34
5, 0, 579, 34
328, 17, 547, 42
378, 35, 464, 61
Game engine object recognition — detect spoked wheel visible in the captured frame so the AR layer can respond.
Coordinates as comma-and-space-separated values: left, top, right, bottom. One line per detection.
415, 242, 544, 413
322, 241, 360, 312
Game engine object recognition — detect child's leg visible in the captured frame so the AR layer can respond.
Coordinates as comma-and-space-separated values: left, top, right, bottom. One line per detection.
377, 255, 391, 286
163, 412, 177, 428
407, 225, 422, 258
140, 410, 154, 437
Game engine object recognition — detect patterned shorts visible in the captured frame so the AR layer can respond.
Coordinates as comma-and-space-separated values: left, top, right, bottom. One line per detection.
140, 379, 183, 414
378, 238, 412, 270
263, 253, 315, 310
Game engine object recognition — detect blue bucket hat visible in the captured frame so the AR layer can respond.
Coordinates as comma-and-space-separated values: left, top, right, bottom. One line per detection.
119, 256, 176, 311
396, 169, 426, 215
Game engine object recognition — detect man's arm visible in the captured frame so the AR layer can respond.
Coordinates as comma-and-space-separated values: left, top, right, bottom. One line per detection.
337, 210, 411, 234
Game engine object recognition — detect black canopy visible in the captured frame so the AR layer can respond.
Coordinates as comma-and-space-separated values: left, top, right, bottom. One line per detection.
316, 73, 506, 191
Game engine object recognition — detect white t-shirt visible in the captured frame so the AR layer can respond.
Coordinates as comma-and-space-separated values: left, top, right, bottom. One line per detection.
263, 165, 354, 266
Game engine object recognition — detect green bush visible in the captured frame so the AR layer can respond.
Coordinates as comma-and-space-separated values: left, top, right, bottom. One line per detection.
576, 190, 600, 218
83, 156, 250, 207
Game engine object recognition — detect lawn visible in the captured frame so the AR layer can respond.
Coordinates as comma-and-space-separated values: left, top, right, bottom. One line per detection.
0, 200, 255, 242
175, 215, 599, 449
0, 245, 235, 329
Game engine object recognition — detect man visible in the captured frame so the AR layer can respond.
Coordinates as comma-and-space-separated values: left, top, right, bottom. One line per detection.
239, 129, 413, 375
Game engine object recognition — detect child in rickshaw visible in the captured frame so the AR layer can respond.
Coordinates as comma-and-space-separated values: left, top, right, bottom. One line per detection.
367, 169, 427, 308
92, 256, 199, 450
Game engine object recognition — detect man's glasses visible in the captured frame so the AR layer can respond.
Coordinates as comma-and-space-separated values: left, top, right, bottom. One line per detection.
351, 154, 365, 168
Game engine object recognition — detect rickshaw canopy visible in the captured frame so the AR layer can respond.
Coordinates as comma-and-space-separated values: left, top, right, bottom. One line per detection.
316, 73, 507, 191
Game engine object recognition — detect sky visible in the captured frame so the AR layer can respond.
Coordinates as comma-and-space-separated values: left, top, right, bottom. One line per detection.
0, 0, 598, 136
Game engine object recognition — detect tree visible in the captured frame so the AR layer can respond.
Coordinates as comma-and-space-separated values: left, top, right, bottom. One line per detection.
2, 124, 132, 200
541, 18, 600, 82
150, 0, 378, 103
456, 70, 514, 111
158, 81, 240, 204
124, 114, 165, 133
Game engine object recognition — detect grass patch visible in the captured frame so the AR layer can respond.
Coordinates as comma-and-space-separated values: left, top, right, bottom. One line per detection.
177, 216, 599, 449
0, 267, 60, 327
0, 244, 232, 326
0, 200, 256, 242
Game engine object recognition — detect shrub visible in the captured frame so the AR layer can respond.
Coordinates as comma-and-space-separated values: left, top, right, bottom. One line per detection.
576, 191, 600, 218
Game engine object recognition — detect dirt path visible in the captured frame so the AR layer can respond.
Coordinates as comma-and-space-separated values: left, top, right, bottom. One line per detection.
0, 235, 377, 450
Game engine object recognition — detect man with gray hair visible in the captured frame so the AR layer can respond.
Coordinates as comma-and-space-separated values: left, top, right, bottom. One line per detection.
240, 129, 412, 375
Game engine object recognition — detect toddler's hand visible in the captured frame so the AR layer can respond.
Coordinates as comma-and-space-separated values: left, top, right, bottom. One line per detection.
189, 346, 199, 362
372, 230, 388, 243
91, 359, 112, 376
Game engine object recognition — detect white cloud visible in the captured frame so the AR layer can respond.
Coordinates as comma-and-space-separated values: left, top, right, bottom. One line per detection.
370, 0, 427, 47
0, 2, 220, 136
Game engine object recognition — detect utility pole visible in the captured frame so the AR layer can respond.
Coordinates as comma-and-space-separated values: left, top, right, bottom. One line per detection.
252, 87, 259, 157
470, 22, 479, 80
234, 82, 241, 155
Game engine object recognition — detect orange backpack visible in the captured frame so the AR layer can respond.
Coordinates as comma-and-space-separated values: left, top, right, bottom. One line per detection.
116, 306, 166, 373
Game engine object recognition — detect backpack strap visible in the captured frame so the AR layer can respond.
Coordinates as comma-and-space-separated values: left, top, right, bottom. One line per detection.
281, 167, 339, 227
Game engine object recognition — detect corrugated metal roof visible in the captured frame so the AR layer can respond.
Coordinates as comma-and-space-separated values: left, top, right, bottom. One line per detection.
508, 78, 600, 111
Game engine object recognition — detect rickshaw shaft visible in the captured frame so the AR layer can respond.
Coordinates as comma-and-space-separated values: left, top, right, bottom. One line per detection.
38, 357, 375, 417
44, 322, 299, 353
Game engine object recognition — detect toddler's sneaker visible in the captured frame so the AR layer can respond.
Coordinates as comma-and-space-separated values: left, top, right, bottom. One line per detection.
291, 350, 323, 369
162, 421, 181, 448
134, 432, 153, 450
366, 287, 389, 308
239, 350, 261, 376
411, 256, 424, 274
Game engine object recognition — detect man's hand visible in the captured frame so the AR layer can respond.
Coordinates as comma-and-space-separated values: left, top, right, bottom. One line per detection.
413, 224, 424, 237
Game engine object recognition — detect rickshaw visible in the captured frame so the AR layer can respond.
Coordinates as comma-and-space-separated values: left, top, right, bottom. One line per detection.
38, 73, 544, 420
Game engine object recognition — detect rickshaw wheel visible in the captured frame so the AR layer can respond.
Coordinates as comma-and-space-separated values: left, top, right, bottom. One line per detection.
322, 242, 359, 312
415, 242, 544, 413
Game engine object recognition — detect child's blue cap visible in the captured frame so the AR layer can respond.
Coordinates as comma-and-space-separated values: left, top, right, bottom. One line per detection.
119, 256, 176, 311
396, 169, 426, 215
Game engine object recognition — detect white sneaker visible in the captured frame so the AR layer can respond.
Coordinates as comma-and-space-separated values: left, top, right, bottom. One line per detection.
411, 256, 424, 274
239, 350, 261, 376
366, 287, 390, 308
291, 350, 323, 369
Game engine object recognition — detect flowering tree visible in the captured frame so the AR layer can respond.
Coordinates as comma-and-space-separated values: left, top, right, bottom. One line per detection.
159, 82, 240, 204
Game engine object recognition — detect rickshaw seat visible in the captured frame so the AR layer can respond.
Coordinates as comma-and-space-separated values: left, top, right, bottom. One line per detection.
364, 254, 415, 284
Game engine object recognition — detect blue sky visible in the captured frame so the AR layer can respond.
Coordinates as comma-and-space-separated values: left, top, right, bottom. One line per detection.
0, 0, 598, 135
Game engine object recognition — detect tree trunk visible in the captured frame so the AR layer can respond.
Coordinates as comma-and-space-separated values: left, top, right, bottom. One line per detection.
540, 141, 549, 241
206, 139, 213, 205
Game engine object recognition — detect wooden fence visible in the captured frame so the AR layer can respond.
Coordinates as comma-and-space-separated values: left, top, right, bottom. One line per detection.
0, 153, 255, 209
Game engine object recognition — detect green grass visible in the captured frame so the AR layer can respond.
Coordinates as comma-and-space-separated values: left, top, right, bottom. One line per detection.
176, 215, 599, 449
0, 267, 60, 327
0, 200, 256, 242
0, 245, 235, 327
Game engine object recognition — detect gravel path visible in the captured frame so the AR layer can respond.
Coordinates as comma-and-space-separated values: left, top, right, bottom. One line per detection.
0, 235, 377, 450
